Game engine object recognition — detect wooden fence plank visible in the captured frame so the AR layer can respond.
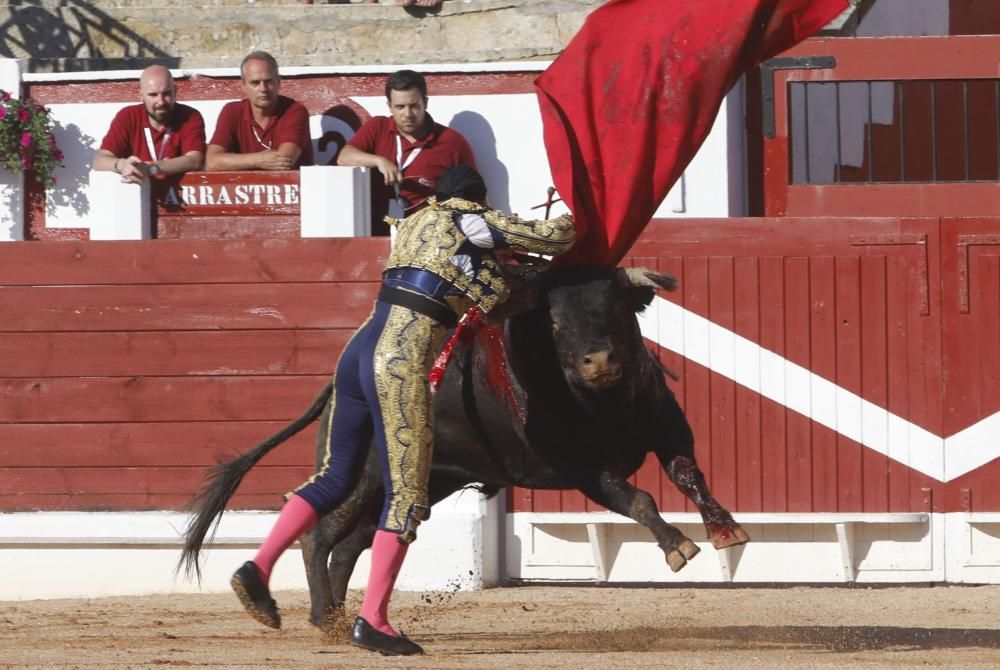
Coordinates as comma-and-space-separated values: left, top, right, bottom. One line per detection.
0, 422, 317, 467
835, 256, 864, 512
809, 256, 838, 512
0, 283, 378, 332
1, 376, 330, 423
0, 238, 389, 286
0, 330, 350, 377
157, 216, 301, 240
0, 492, 288, 511
2, 466, 313, 496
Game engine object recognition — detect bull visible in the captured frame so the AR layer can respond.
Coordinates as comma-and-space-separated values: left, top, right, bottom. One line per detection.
179, 265, 749, 632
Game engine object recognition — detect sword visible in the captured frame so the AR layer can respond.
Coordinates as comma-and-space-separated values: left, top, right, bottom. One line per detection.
530, 186, 562, 219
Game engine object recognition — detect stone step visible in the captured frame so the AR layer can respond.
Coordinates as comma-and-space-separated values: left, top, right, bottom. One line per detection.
1, 0, 602, 72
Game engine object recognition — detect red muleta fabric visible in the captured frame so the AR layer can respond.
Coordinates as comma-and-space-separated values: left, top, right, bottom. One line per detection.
536, 0, 849, 267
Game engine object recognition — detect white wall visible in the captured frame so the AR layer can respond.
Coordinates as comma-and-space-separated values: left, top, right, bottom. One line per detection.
30, 64, 739, 237
0, 489, 503, 601
0, 59, 23, 241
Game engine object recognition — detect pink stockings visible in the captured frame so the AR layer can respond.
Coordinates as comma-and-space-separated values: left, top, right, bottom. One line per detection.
253, 499, 408, 637
252, 494, 318, 584
359, 529, 410, 636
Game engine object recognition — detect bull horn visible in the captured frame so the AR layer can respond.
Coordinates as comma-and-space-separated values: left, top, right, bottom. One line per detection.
621, 267, 679, 292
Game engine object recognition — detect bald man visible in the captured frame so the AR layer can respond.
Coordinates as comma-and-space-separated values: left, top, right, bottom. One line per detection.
93, 65, 206, 184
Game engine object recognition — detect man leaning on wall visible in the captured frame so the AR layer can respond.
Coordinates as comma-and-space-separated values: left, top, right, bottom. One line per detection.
205, 51, 313, 171
92, 65, 206, 185
337, 69, 476, 230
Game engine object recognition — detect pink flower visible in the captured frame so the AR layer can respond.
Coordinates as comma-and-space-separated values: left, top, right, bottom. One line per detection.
0, 106, 6, 121
54, 149, 64, 161
17, 108, 30, 123
20, 132, 31, 148
0, 90, 9, 103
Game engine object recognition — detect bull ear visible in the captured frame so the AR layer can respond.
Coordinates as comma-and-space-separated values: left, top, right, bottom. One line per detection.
617, 267, 679, 292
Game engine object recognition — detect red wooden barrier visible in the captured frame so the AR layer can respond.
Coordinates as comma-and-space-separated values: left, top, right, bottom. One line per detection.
0, 237, 388, 511
2, 222, 1000, 515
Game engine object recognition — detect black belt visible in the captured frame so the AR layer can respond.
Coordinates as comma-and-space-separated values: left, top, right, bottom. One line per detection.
378, 286, 458, 328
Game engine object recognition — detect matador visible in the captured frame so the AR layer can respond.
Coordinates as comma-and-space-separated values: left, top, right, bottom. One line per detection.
230, 165, 575, 656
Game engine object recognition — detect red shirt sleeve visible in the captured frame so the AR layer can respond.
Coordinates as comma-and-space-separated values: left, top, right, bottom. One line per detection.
99, 106, 137, 158
275, 100, 313, 166
176, 106, 207, 155
347, 116, 384, 153
274, 101, 308, 148
209, 102, 241, 150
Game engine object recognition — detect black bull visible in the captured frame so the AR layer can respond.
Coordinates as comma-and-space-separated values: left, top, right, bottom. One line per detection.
179, 266, 749, 631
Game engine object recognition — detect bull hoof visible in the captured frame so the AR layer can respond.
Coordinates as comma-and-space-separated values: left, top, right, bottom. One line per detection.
665, 538, 700, 572
708, 524, 751, 550
314, 605, 350, 639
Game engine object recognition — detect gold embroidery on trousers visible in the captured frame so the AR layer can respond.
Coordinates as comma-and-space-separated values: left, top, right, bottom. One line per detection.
372, 304, 447, 537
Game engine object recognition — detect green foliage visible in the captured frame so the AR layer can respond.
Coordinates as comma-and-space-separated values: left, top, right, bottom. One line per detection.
0, 89, 64, 188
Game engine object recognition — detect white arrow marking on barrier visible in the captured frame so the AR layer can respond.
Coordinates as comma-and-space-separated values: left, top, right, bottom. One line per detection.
639, 296, 999, 483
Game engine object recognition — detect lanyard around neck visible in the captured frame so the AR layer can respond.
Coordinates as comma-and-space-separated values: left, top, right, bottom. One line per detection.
395, 135, 422, 173
144, 126, 171, 162
252, 125, 272, 150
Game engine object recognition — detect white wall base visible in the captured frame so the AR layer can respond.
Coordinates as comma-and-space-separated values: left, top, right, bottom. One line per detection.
0, 488, 501, 601
944, 512, 1000, 583
7, 509, 1000, 599
507, 512, 949, 584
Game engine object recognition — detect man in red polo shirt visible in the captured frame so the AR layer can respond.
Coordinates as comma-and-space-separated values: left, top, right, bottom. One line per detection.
206, 51, 313, 171
337, 70, 476, 232
93, 65, 206, 185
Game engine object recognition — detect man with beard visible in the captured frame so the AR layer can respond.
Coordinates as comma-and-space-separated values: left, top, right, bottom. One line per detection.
205, 51, 313, 171
93, 64, 206, 184
337, 70, 475, 233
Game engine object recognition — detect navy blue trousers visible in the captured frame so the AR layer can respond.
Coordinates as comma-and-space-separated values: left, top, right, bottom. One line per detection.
294, 299, 444, 535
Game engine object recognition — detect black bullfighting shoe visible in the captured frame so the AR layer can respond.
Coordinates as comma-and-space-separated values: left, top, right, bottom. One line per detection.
230, 561, 281, 629
351, 616, 423, 656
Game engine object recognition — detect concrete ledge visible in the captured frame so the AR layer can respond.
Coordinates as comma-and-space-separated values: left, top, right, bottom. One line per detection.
0, 489, 501, 600
508, 512, 941, 585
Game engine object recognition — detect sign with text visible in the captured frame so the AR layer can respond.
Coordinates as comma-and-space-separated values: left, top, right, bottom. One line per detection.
152, 171, 301, 239
154, 172, 301, 217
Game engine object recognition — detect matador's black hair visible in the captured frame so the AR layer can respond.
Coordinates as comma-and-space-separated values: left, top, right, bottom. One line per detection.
436, 164, 487, 203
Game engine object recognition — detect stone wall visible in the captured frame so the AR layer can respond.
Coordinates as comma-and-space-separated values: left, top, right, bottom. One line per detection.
0, 0, 602, 72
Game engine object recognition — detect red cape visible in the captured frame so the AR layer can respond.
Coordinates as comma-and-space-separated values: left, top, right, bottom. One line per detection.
536, 0, 849, 267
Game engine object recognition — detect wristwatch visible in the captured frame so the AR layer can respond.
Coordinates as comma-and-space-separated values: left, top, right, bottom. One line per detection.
149, 163, 160, 176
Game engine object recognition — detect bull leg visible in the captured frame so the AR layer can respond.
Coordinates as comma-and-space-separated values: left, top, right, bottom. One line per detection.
301, 474, 382, 633
664, 454, 749, 549
326, 517, 377, 612
301, 512, 352, 633
582, 472, 700, 572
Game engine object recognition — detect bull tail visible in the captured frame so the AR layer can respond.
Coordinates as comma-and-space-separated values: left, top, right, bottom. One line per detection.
176, 382, 333, 582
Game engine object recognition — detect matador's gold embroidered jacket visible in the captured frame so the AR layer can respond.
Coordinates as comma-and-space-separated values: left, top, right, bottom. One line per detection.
384, 197, 576, 315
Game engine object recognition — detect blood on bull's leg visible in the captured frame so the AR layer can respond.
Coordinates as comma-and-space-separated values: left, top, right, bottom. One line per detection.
584, 472, 700, 572
665, 455, 750, 550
